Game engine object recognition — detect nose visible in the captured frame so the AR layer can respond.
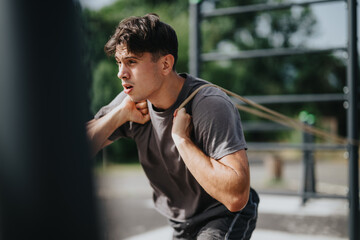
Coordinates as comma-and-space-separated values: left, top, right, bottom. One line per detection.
117, 64, 129, 80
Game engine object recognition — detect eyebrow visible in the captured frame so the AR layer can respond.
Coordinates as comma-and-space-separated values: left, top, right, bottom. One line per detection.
126, 56, 141, 60
115, 55, 141, 62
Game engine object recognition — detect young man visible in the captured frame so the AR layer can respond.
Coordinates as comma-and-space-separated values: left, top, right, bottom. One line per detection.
87, 13, 259, 240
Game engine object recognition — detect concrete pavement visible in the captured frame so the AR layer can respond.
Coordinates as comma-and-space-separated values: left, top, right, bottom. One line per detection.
124, 227, 347, 240
95, 157, 351, 239
123, 194, 348, 240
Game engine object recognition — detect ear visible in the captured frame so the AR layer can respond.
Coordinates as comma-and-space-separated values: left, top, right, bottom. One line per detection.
160, 54, 175, 75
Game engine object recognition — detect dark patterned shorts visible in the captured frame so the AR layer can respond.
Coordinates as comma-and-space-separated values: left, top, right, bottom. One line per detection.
169, 188, 259, 240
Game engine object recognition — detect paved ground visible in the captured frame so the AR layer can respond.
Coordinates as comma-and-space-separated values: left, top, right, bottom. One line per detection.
95, 153, 355, 240
123, 227, 348, 240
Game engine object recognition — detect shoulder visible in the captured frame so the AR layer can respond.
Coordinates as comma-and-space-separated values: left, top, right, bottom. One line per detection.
189, 85, 247, 159
192, 86, 235, 115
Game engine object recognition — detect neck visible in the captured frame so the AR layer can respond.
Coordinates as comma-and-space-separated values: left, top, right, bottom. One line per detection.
150, 72, 185, 111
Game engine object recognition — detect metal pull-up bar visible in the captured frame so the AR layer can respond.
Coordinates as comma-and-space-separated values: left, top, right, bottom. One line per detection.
189, 1, 359, 239
346, 1, 359, 240
201, 0, 343, 17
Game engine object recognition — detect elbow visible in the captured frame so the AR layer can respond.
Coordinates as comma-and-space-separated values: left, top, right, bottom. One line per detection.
225, 188, 250, 212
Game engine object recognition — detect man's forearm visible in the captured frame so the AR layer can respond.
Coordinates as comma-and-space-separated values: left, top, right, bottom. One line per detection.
173, 136, 250, 212
87, 98, 150, 157
86, 107, 126, 156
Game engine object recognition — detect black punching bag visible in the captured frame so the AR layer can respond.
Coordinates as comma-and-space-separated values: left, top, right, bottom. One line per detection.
0, 1, 100, 240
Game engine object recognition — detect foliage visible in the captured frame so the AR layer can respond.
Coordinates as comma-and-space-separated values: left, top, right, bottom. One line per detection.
90, 60, 121, 113
83, 0, 347, 162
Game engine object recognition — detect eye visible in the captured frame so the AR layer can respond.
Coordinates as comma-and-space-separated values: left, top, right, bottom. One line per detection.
128, 60, 137, 65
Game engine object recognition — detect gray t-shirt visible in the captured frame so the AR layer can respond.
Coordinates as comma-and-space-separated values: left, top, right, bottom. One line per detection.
95, 73, 247, 221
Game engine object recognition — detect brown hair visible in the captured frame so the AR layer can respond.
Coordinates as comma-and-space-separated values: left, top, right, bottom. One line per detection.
104, 13, 178, 70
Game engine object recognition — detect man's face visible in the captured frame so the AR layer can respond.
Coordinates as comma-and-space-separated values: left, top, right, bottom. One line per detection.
115, 44, 163, 103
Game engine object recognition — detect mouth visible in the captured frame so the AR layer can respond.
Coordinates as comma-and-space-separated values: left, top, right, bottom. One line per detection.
122, 83, 134, 94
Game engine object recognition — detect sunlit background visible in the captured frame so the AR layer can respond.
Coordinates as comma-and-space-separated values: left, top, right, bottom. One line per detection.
73, 1, 358, 240
0, 0, 358, 240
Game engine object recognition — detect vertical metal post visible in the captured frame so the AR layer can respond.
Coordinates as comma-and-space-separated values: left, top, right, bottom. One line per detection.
347, 0, 359, 239
301, 122, 316, 205
189, 0, 202, 77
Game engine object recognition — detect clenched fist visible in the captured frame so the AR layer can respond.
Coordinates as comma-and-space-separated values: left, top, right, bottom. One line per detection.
171, 108, 193, 142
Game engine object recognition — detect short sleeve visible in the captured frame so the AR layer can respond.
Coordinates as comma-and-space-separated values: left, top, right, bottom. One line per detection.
191, 89, 247, 160
94, 92, 126, 119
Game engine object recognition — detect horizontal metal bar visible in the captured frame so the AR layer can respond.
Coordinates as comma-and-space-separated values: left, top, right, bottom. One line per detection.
243, 122, 290, 131
246, 142, 347, 150
201, 0, 344, 18
230, 93, 346, 105
258, 190, 348, 199
201, 47, 347, 61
